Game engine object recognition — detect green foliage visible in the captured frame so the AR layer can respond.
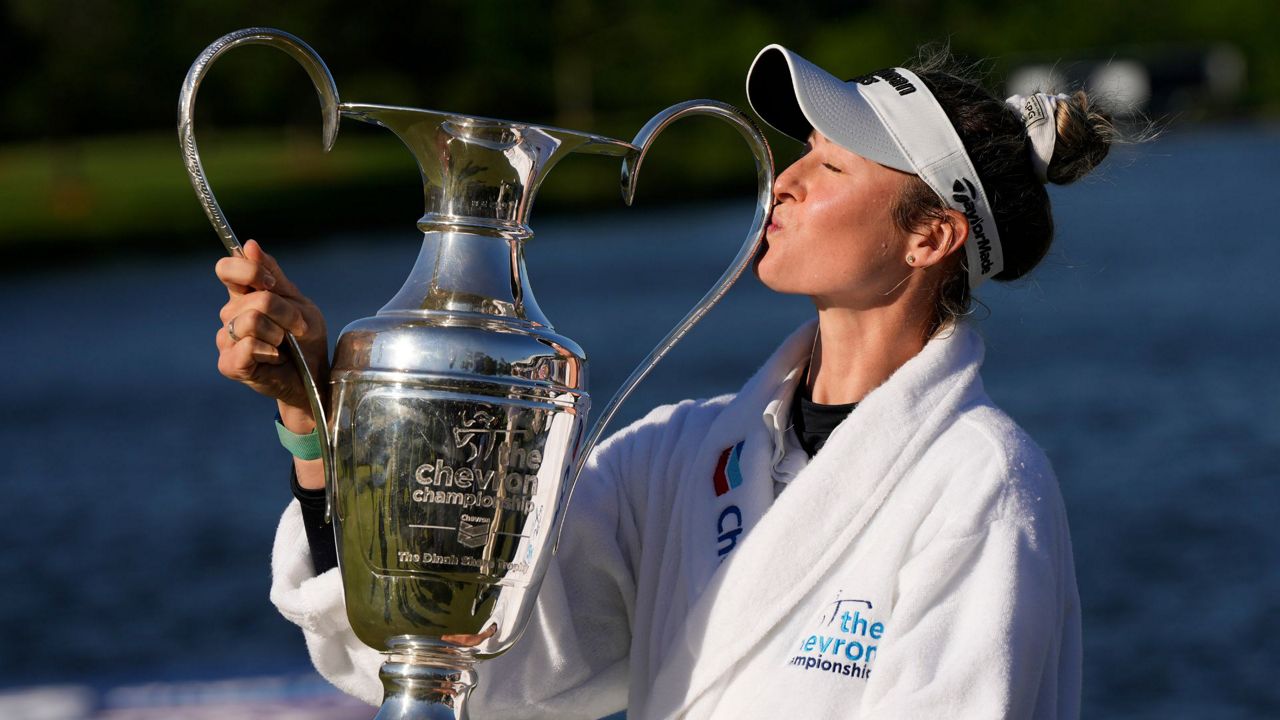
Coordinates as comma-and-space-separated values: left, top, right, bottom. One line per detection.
0, 130, 409, 247
0, 0, 1274, 254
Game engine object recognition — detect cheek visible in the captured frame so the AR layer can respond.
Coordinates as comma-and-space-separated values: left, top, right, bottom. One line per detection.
806, 200, 895, 268
756, 179, 906, 295
830, 198, 903, 262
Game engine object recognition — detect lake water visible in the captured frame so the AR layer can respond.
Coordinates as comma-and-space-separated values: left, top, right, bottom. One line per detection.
1, 124, 1277, 718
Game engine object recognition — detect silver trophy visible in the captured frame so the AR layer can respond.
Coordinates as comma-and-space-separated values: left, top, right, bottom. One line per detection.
180, 28, 772, 719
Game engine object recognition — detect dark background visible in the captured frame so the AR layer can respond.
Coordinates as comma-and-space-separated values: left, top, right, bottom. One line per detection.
0, 0, 1272, 260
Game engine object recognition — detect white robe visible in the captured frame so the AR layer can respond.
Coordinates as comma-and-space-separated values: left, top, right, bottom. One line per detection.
270, 321, 1081, 719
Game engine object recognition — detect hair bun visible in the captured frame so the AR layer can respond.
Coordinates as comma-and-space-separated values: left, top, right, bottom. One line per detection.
1046, 90, 1115, 185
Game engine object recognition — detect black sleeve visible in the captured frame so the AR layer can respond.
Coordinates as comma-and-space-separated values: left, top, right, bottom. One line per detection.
290, 466, 339, 575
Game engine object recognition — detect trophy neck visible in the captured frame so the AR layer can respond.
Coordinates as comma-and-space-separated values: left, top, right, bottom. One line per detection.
376, 642, 478, 720
379, 230, 550, 325
340, 103, 634, 238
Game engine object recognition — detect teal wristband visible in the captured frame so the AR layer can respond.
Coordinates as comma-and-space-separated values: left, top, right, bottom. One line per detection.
275, 413, 323, 461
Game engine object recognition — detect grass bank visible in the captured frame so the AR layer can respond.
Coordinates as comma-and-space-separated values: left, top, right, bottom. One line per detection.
0, 121, 767, 268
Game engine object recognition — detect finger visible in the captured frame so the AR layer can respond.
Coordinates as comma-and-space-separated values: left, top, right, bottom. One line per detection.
215, 325, 233, 352
218, 286, 275, 324
218, 337, 284, 381
221, 291, 308, 337
240, 290, 309, 337
226, 336, 282, 367
218, 297, 245, 326
218, 336, 257, 381
226, 308, 287, 347
216, 255, 276, 295
244, 240, 301, 299
244, 337, 285, 365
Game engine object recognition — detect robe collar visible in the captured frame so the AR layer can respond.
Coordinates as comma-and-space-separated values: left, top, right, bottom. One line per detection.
643, 320, 988, 718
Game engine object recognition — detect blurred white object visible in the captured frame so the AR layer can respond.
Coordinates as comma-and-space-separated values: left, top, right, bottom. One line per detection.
0, 685, 94, 720
1005, 43, 1247, 116
1089, 60, 1152, 114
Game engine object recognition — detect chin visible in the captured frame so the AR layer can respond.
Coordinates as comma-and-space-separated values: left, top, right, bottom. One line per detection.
754, 258, 810, 296
750, 243, 794, 292
752, 243, 783, 290
752, 241, 772, 279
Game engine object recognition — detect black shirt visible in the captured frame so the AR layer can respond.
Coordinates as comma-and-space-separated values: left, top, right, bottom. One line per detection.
789, 379, 858, 457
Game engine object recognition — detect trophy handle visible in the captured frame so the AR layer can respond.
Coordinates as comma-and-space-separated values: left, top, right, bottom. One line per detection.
556, 100, 775, 551
178, 28, 341, 520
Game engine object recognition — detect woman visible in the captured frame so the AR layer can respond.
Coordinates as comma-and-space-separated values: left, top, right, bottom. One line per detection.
215, 44, 1113, 718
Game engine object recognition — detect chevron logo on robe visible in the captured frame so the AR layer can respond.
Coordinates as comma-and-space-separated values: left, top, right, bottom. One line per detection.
712, 441, 746, 496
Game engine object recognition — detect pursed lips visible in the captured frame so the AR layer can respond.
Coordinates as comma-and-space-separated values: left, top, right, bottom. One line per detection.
766, 207, 784, 234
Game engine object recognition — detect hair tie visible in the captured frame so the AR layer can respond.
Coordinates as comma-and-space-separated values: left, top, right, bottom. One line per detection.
1005, 92, 1068, 183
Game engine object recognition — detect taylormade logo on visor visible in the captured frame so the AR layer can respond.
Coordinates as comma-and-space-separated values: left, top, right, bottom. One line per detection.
952, 178, 994, 275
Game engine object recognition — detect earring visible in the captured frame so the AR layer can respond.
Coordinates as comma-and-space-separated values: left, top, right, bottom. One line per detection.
906, 254, 916, 266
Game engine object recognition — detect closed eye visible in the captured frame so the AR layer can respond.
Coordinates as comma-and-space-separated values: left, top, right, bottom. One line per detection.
823, 162, 843, 173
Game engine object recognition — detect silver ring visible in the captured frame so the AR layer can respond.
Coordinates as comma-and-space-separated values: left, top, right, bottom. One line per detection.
227, 317, 241, 342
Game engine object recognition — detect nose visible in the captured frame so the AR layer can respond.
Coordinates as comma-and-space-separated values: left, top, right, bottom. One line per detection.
773, 157, 804, 206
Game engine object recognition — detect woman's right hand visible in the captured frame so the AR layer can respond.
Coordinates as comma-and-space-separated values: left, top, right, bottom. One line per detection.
214, 239, 330, 428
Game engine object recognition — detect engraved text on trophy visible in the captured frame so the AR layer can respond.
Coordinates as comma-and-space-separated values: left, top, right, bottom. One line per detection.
350, 390, 569, 586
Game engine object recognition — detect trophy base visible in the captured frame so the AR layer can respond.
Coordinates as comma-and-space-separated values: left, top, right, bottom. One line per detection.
374, 641, 478, 720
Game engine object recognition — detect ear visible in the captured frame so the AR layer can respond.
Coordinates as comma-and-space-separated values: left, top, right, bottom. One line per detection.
906, 208, 969, 269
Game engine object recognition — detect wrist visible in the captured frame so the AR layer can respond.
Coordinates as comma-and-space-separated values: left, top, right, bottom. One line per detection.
277, 401, 317, 435
293, 456, 327, 491
275, 409, 322, 462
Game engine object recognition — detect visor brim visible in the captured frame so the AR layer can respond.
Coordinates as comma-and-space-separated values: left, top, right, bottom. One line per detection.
746, 45, 914, 174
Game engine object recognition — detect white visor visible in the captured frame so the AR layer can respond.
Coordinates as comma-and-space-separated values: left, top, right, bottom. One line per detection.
746, 44, 1004, 288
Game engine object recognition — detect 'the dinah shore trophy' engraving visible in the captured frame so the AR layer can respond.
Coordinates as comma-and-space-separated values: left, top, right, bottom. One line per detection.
180, 28, 773, 719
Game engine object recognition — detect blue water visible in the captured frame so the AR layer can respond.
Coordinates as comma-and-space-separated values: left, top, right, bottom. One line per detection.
0, 125, 1277, 718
